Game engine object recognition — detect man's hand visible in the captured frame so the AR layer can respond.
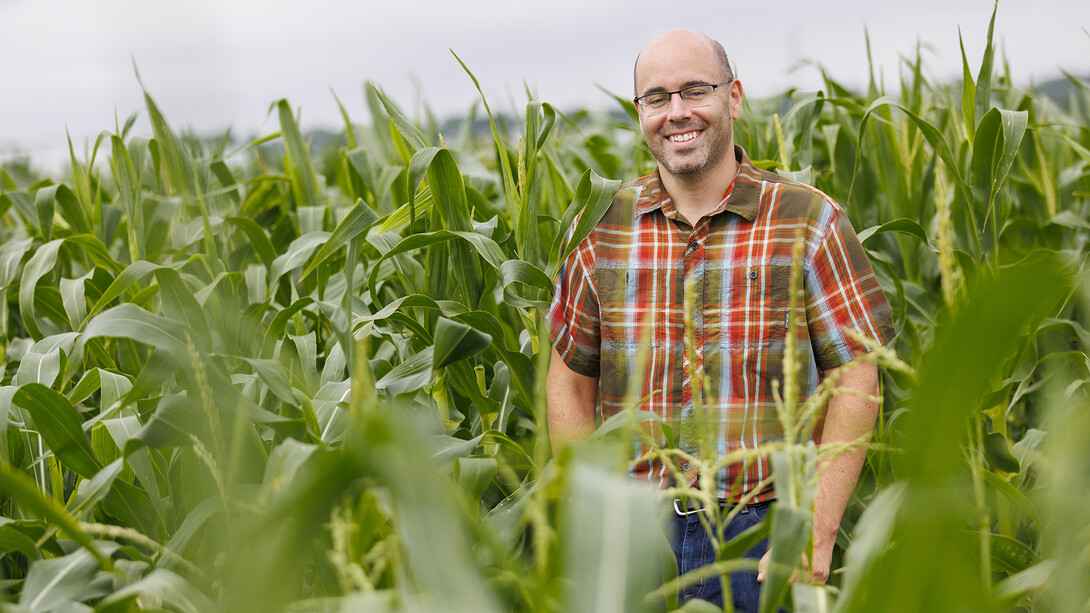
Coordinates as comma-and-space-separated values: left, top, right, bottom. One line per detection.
757, 547, 831, 584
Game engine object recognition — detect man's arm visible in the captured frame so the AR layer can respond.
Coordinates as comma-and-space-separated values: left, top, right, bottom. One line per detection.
758, 357, 880, 583
546, 345, 599, 456
808, 357, 880, 582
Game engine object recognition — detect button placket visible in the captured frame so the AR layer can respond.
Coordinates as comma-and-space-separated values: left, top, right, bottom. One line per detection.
678, 221, 709, 469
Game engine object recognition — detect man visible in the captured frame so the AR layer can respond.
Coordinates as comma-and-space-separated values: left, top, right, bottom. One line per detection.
546, 29, 895, 610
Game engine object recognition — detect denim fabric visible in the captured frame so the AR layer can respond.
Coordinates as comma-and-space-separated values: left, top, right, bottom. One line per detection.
670, 499, 772, 612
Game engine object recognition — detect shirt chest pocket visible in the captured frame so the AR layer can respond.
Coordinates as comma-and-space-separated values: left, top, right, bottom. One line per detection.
597, 267, 669, 349
721, 264, 792, 349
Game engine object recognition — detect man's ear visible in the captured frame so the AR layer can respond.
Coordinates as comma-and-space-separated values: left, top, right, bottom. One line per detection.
729, 79, 745, 120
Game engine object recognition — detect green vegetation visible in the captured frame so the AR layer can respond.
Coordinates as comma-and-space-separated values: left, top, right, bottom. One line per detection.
2, 8, 1089, 612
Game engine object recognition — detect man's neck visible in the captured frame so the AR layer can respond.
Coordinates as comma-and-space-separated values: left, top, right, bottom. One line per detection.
659, 154, 740, 226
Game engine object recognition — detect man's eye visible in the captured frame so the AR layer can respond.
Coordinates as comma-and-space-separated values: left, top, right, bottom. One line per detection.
684, 88, 709, 99
645, 94, 670, 107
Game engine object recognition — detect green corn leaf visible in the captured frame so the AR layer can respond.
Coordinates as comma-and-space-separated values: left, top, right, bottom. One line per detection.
970, 107, 1028, 233
983, 430, 1020, 473
301, 199, 379, 278
1, 191, 35, 226
591, 409, 671, 444
82, 260, 167, 326
127, 395, 206, 451
424, 148, 480, 306
375, 184, 436, 235
59, 273, 91, 329
367, 230, 506, 305
973, 2, 999, 132
0, 236, 33, 287
452, 52, 519, 230
376, 347, 435, 397
370, 85, 430, 154
14, 383, 102, 479
33, 185, 56, 241
270, 231, 330, 286
836, 483, 907, 609
980, 470, 1046, 533
102, 479, 159, 539
454, 457, 497, 501
14, 346, 62, 388
717, 514, 772, 562
98, 370, 132, 412
65, 233, 124, 274
143, 91, 197, 201
52, 184, 93, 236
759, 503, 811, 613
0, 519, 43, 560
0, 462, 112, 569
18, 548, 101, 611
562, 462, 662, 613
993, 560, 1056, 610
261, 297, 314, 359
959, 29, 977, 139
408, 147, 473, 232
433, 316, 492, 370
102, 568, 215, 613
153, 268, 213, 353
988, 532, 1039, 574
548, 169, 621, 278
19, 238, 63, 340
67, 368, 102, 405
499, 259, 553, 309
353, 293, 445, 325
210, 158, 239, 204
852, 97, 972, 210
81, 304, 189, 357
331, 88, 358, 150
111, 134, 141, 262
239, 357, 300, 406
451, 310, 510, 353
66, 457, 124, 516
857, 217, 932, 248
276, 99, 321, 210
122, 348, 180, 407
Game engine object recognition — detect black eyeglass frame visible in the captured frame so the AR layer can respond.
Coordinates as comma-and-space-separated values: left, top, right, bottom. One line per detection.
633, 79, 734, 113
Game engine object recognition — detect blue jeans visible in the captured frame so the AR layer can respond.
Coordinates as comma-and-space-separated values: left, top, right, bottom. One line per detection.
670, 499, 772, 612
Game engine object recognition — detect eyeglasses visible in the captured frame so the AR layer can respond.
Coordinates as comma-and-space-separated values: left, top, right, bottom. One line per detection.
634, 80, 733, 115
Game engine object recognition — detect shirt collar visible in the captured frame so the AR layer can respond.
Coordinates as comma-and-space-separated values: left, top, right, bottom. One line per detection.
632, 145, 762, 222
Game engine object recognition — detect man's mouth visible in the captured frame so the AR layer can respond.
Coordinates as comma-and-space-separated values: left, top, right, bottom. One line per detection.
668, 131, 700, 143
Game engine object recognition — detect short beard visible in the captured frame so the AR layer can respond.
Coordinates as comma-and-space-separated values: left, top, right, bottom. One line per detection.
652, 118, 733, 181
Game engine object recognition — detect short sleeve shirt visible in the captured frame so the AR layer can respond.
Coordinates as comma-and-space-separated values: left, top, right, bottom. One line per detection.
547, 146, 895, 503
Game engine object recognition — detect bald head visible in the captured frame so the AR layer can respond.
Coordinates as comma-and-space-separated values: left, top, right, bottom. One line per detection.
633, 29, 733, 96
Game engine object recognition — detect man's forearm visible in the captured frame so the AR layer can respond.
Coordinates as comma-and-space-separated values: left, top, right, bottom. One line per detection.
811, 358, 880, 581
546, 346, 599, 455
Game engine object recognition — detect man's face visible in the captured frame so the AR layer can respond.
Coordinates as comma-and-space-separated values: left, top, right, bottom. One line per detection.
634, 33, 742, 182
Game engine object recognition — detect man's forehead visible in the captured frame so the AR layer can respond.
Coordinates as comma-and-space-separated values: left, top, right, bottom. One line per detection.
635, 30, 725, 91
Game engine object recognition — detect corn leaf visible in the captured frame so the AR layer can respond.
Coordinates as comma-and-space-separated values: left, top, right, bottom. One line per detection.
14, 383, 102, 479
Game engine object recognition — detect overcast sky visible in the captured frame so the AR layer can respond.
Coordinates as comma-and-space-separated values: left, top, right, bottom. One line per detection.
2, 0, 1089, 161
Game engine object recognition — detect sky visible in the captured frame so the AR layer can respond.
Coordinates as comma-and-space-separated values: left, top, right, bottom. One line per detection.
2, 0, 1089, 163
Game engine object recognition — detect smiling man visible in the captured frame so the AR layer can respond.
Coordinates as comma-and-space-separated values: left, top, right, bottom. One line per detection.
546, 29, 895, 610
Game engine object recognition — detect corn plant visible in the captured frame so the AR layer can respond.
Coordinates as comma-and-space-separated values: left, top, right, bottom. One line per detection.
1, 6, 1089, 612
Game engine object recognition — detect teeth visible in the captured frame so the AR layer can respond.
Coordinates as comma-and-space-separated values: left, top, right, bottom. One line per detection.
669, 132, 697, 142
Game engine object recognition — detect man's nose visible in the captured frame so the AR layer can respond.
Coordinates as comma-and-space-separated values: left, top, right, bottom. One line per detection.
664, 93, 693, 121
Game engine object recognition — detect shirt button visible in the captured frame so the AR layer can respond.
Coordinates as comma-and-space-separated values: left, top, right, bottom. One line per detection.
682, 407, 694, 417
681, 462, 691, 471
748, 270, 758, 280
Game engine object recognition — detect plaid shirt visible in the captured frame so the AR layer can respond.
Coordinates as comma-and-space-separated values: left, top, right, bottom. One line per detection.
548, 147, 895, 503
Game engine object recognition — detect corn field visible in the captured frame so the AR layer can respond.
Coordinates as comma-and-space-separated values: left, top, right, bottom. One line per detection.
2, 9, 1089, 612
